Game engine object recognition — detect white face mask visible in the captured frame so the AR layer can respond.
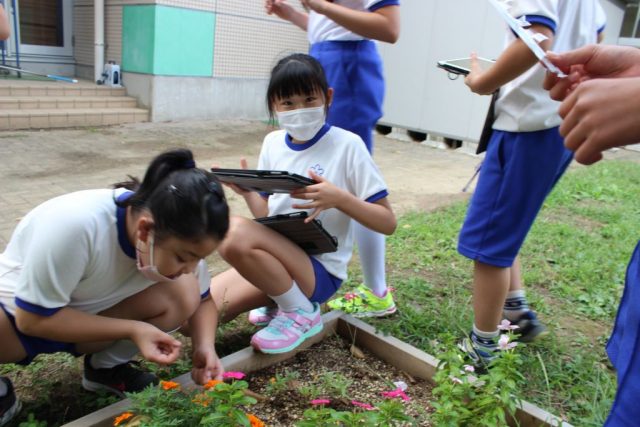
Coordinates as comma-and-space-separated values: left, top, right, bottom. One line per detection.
276, 106, 326, 141
136, 235, 177, 283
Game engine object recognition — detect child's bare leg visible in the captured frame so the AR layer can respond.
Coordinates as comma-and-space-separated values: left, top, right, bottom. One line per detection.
210, 268, 275, 322
472, 260, 510, 332
0, 310, 26, 363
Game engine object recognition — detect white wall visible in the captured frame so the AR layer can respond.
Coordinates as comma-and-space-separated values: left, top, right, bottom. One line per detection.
378, 0, 626, 142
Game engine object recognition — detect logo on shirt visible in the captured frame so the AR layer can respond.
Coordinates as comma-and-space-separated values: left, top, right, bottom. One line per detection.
310, 164, 325, 177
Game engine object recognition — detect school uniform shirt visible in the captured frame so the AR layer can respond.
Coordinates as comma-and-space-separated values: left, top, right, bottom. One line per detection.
307, 0, 400, 43
494, 0, 606, 132
258, 124, 389, 280
0, 189, 210, 318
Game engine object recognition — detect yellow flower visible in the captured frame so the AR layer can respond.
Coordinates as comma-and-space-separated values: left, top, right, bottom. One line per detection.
247, 414, 265, 427
160, 380, 180, 391
203, 379, 223, 390
113, 412, 134, 426
269, 377, 276, 384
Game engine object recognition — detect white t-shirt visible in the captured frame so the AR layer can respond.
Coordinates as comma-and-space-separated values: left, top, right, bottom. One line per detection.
494, 0, 606, 132
0, 189, 210, 317
258, 125, 389, 280
307, 0, 400, 44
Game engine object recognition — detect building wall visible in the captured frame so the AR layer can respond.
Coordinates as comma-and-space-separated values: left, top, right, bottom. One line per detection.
73, 0, 308, 120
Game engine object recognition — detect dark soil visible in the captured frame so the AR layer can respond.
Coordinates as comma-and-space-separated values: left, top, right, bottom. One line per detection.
245, 334, 434, 426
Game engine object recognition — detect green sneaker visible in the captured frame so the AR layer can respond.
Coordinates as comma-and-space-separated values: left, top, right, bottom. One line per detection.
327, 284, 397, 318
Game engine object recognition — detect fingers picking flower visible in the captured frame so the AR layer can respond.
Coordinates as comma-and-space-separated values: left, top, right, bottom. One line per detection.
311, 398, 331, 406
222, 371, 246, 380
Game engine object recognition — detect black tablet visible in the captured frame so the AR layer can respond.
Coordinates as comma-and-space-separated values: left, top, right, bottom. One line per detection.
211, 169, 316, 193
437, 57, 495, 76
255, 212, 338, 255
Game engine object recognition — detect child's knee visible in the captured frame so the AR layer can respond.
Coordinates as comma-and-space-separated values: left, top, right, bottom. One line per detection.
153, 276, 201, 330
217, 217, 255, 260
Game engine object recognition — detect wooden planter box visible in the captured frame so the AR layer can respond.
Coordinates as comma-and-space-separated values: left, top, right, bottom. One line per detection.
64, 311, 571, 427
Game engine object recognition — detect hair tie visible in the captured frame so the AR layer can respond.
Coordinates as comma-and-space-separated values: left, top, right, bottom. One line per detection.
184, 159, 196, 169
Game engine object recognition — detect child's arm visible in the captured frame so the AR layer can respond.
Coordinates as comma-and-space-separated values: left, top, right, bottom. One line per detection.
302, 0, 399, 43
15, 307, 181, 364
290, 170, 396, 235
0, 5, 9, 41
265, 0, 309, 31
186, 297, 224, 384
465, 23, 554, 95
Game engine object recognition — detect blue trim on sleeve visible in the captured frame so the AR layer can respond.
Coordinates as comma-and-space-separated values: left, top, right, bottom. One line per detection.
597, 24, 606, 34
116, 191, 136, 259
365, 190, 389, 203
200, 289, 211, 300
519, 15, 556, 34
259, 192, 271, 200
368, 0, 399, 12
15, 297, 62, 316
285, 124, 331, 152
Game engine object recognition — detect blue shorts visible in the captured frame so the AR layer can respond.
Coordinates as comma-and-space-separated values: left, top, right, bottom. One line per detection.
0, 302, 80, 365
309, 256, 343, 304
605, 241, 640, 426
458, 128, 573, 267
310, 40, 384, 154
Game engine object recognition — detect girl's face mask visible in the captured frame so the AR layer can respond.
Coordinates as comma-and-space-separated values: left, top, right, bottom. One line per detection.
276, 105, 326, 141
136, 234, 176, 283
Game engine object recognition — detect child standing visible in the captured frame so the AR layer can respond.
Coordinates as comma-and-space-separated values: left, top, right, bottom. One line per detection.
0, 149, 229, 426
209, 53, 396, 354
458, 0, 606, 367
264, 0, 400, 318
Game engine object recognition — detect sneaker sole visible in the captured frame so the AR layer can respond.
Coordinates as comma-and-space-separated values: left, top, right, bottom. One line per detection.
81, 377, 126, 398
252, 323, 324, 355
350, 305, 398, 318
0, 398, 21, 427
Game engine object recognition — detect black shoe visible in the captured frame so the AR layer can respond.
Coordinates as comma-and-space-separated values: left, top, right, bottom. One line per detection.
0, 377, 21, 427
512, 311, 548, 343
82, 355, 158, 397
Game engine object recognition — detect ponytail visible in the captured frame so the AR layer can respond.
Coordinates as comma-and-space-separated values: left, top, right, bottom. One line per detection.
114, 149, 230, 242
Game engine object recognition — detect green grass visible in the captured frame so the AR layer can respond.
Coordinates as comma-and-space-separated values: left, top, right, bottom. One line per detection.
350, 160, 640, 425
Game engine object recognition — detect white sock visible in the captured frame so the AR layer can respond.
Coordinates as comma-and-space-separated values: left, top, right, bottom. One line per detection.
0, 379, 7, 396
90, 339, 139, 369
269, 281, 314, 313
354, 222, 387, 297
504, 289, 530, 321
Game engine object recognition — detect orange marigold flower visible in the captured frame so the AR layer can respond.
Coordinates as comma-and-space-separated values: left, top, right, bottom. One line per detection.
160, 380, 180, 391
113, 412, 134, 426
247, 414, 265, 427
192, 393, 211, 407
203, 379, 223, 390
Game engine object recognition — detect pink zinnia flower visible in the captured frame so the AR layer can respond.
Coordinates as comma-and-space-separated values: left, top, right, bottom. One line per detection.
311, 399, 331, 406
497, 319, 520, 331
381, 388, 410, 401
222, 371, 246, 380
498, 334, 518, 351
351, 400, 376, 410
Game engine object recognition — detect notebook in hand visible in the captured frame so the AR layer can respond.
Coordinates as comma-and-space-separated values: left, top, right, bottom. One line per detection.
255, 211, 338, 255
211, 168, 316, 193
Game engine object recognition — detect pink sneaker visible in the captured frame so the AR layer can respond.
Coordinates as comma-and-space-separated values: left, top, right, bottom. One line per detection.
248, 306, 279, 326
250, 303, 323, 354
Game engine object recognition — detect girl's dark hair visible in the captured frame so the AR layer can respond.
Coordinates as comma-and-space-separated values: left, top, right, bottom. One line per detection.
266, 53, 329, 119
114, 149, 229, 242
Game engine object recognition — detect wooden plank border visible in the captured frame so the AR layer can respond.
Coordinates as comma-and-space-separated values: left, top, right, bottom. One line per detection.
64, 311, 571, 427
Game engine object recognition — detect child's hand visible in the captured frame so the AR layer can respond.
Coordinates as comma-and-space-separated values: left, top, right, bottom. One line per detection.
191, 347, 224, 385
131, 323, 182, 365
465, 52, 492, 95
290, 170, 346, 221
213, 158, 252, 196
265, 0, 297, 20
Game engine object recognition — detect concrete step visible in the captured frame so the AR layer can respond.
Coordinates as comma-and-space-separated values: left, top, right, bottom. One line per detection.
0, 96, 138, 110
0, 108, 149, 130
0, 84, 126, 97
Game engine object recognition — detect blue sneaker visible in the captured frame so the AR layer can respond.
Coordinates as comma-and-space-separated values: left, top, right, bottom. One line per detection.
458, 333, 497, 372
510, 311, 548, 343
